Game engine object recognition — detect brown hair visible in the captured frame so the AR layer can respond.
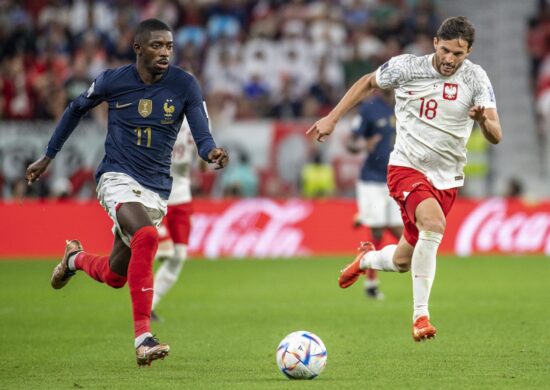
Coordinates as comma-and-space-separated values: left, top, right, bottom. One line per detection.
437, 16, 475, 48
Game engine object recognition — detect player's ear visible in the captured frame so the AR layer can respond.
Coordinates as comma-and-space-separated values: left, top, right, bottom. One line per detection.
133, 42, 141, 56
433, 37, 438, 51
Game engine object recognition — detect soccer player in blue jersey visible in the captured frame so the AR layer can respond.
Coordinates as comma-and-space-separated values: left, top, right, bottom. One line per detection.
25, 19, 228, 366
347, 89, 403, 300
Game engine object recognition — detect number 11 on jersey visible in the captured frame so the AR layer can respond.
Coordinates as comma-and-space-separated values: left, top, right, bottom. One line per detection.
135, 127, 152, 147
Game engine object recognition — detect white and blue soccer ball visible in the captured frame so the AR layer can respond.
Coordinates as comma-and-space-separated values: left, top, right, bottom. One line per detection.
276, 330, 327, 379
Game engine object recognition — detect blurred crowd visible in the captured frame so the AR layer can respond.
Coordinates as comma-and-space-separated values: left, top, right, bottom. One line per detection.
0, 0, 441, 200
528, 0, 550, 176
0, 0, 439, 123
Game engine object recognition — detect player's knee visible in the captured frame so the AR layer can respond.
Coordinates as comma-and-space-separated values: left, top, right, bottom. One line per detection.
416, 217, 446, 234
106, 273, 127, 289
135, 225, 159, 246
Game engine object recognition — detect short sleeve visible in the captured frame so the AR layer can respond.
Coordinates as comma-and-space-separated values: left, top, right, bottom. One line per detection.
472, 68, 497, 109
375, 54, 415, 89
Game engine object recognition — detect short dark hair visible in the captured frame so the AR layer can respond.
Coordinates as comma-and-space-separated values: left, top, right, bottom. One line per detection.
437, 16, 475, 48
135, 19, 172, 43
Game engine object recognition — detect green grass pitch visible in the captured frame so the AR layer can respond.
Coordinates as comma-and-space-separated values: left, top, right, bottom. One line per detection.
2, 256, 549, 389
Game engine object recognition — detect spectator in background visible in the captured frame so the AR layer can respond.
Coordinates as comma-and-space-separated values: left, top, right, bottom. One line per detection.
1, 53, 35, 119
221, 150, 258, 198
0, 0, 447, 201
462, 126, 489, 198
504, 177, 524, 198
301, 149, 335, 198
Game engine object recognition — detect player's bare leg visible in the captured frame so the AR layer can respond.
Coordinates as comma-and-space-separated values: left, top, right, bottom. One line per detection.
117, 202, 169, 366
411, 198, 445, 342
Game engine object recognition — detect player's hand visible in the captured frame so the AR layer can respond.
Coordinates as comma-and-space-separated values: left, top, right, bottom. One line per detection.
25, 156, 52, 184
306, 116, 337, 143
208, 147, 229, 170
469, 105, 486, 124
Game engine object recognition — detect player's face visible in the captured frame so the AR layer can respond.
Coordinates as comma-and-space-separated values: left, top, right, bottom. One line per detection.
136, 31, 174, 75
433, 38, 472, 76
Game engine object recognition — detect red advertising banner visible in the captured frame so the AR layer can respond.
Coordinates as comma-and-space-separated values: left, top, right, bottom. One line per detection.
1, 198, 549, 259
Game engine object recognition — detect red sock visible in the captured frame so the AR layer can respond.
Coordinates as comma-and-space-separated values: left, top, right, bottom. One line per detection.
128, 226, 159, 338
75, 252, 127, 288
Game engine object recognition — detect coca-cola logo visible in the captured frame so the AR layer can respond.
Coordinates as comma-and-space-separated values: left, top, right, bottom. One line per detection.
189, 199, 313, 258
455, 198, 550, 256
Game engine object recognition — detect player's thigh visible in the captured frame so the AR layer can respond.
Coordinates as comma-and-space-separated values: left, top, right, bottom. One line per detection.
97, 172, 167, 245
414, 197, 446, 233
117, 202, 155, 235
356, 181, 388, 227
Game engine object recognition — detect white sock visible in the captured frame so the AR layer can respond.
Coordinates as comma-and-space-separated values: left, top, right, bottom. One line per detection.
412, 231, 443, 322
152, 244, 187, 310
67, 252, 80, 271
135, 332, 153, 348
360, 244, 399, 272
364, 278, 379, 289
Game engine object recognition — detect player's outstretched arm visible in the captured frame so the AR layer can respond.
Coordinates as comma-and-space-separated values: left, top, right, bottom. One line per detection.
307, 72, 379, 143
25, 156, 52, 184
469, 106, 502, 144
208, 147, 229, 170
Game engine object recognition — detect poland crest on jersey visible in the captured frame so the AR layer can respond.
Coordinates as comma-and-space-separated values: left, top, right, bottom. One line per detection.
443, 83, 458, 100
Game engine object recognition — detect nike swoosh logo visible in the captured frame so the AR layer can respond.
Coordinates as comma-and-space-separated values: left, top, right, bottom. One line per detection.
115, 102, 133, 109
141, 287, 154, 292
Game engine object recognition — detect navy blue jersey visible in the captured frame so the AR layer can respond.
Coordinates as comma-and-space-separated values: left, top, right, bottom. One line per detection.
352, 96, 396, 183
46, 64, 217, 199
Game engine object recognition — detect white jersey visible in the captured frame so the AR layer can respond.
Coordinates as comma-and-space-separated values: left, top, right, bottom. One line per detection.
375, 53, 497, 189
168, 119, 195, 205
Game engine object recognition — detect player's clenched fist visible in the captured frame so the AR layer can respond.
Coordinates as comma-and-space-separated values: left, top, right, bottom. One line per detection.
208, 147, 229, 169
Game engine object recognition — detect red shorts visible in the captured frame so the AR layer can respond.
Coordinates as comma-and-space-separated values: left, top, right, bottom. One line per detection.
159, 202, 193, 245
387, 166, 457, 246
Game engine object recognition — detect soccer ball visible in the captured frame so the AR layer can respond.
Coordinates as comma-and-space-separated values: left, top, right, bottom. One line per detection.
276, 330, 327, 379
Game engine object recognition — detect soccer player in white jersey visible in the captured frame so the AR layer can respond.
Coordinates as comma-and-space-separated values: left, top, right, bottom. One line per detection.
151, 118, 195, 320
307, 16, 502, 341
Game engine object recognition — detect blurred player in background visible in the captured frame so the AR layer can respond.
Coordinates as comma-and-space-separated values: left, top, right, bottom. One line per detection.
308, 16, 502, 341
347, 89, 403, 300
25, 19, 228, 365
151, 119, 195, 321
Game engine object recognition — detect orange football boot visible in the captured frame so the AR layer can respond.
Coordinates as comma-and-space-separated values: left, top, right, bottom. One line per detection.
338, 241, 375, 288
412, 316, 437, 342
